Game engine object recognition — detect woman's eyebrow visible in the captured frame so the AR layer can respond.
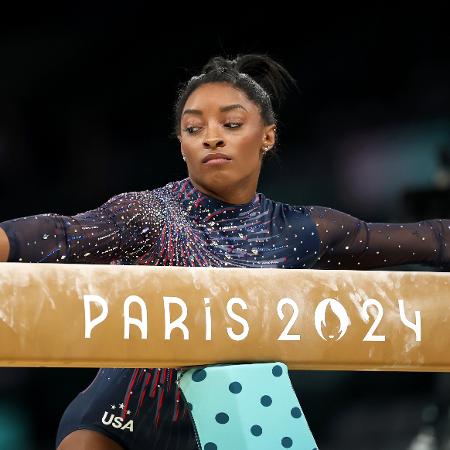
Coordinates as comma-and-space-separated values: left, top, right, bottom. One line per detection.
220, 104, 248, 113
182, 109, 202, 116
182, 104, 248, 116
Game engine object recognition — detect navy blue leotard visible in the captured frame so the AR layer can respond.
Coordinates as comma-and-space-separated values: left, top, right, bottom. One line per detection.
1, 178, 449, 449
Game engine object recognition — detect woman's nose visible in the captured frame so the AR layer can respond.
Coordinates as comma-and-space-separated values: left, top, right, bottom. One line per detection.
203, 137, 225, 149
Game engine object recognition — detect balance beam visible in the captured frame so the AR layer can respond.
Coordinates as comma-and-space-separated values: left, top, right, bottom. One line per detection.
0, 263, 448, 371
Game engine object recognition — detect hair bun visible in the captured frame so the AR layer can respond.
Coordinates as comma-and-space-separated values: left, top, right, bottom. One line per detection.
202, 56, 237, 74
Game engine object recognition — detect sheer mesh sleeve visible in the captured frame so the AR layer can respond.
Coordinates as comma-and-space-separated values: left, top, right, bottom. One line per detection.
0, 192, 152, 264
307, 206, 450, 270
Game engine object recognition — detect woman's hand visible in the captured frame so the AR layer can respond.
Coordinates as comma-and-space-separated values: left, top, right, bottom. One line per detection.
0, 227, 10, 261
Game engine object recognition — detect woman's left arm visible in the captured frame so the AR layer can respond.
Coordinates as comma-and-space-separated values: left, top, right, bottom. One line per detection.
307, 205, 450, 270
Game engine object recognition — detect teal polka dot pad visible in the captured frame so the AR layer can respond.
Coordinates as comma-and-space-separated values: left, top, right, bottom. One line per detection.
178, 362, 318, 450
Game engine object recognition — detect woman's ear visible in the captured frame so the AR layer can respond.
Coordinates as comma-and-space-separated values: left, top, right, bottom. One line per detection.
178, 136, 186, 162
262, 124, 277, 150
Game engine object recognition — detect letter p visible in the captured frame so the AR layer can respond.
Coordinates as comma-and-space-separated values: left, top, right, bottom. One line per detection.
83, 294, 109, 339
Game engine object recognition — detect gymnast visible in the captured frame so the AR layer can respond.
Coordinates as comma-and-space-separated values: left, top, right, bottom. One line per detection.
0, 54, 448, 449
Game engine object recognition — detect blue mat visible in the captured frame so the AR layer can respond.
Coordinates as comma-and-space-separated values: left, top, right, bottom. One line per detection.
178, 362, 318, 450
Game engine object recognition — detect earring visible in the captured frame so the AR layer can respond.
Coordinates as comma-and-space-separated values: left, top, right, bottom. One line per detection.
182, 154, 186, 161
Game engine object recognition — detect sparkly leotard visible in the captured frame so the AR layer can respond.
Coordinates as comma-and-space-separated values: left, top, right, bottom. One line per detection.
1, 178, 449, 450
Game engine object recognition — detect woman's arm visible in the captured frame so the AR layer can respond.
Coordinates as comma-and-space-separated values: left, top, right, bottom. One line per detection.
0, 226, 10, 261
0, 191, 154, 264
307, 205, 450, 270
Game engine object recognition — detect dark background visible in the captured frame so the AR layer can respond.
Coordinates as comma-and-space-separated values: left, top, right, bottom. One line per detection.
0, 5, 449, 449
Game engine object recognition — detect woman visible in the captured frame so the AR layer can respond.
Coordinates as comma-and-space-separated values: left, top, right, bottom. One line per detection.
0, 54, 448, 449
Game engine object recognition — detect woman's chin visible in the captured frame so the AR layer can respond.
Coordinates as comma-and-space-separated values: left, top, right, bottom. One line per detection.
197, 171, 236, 188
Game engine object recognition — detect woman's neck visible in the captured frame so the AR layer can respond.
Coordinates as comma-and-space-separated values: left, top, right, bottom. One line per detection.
189, 178, 257, 205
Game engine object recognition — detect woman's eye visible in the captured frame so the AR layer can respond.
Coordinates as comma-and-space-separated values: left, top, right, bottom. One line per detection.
225, 122, 242, 129
184, 126, 201, 134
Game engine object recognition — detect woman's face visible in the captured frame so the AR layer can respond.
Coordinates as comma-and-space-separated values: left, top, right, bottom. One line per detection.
178, 82, 275, 203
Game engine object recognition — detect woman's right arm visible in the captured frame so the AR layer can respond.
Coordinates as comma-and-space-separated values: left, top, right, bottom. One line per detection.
0, 191, 152, 264
0, 227, 10, 261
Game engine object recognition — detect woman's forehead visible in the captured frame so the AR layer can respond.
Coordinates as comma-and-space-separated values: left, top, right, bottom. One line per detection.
183, 83, 258, 113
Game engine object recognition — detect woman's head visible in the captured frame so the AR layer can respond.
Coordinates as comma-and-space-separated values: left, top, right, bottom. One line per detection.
174, 54, 295, 204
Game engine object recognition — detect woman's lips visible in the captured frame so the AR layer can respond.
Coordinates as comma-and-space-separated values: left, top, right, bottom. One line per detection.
202, 153, 232, 165
203, 158, 232, 166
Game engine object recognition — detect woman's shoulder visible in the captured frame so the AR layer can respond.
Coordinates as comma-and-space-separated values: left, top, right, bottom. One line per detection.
103, 179, 185, 205
260, 193, 313, 216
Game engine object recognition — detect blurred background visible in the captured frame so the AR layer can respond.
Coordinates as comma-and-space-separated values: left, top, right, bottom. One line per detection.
0, 4, 449, 449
